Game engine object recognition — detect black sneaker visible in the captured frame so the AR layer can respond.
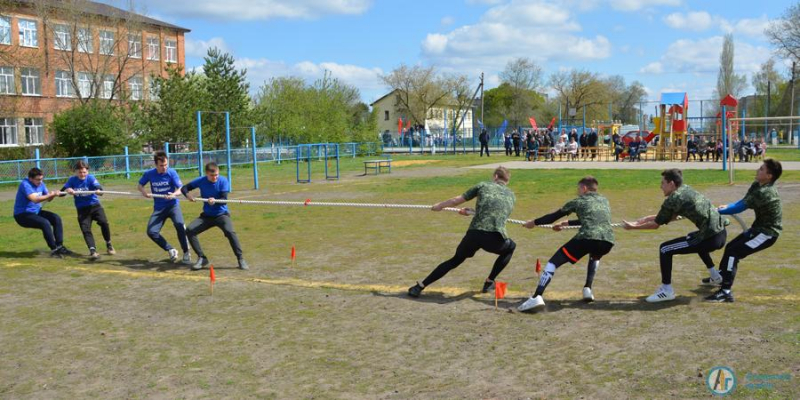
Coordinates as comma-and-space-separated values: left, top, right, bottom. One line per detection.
59, 246, 78, 257
408, 283, 423, 298
191, 257, 210, 271
705, 289, 734, 303
482, 280, 495, 293
50, 248, 64, 258
701, 276, 723, 286
237, 258, 249, 270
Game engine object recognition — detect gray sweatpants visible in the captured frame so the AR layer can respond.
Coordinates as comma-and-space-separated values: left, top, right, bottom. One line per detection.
186, 213, 243, 259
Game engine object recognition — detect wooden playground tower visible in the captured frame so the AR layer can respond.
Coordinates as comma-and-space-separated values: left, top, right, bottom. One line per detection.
653, 92, 688, 160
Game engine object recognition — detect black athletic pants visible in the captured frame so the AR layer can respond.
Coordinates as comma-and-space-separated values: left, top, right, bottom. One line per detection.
77, 204, 111, 250
422, 230, 516, 287
14, 210, 63, 250
480, 142, 490, 157
659, 229, 727, 284
187, 213, 243, 259
718, 230, 777, 290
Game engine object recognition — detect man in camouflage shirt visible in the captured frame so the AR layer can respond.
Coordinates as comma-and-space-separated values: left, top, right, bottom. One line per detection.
624, 169, 727, 303
408, 167, 517, 298
518, 176, 615, 312
706, 159, 783, 302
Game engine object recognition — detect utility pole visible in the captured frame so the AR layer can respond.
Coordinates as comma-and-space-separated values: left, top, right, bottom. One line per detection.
480, 72, 485, 127
790, 62, 796, 145
766, 80, 771, 140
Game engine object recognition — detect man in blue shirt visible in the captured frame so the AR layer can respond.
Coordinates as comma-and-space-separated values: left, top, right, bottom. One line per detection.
13, 168, 75, 257
137, 151, 190, 264
61, 160, 115, 260
181, 162, 248, 270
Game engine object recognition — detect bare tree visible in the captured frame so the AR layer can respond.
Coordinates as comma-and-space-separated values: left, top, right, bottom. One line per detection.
766, 2, 800, 62
716, 33, 747, 99
380, 64, 451, 125
28, 0, 153, 104
444, 73, 477, 133
549, 69, 607, 120
499, 57, 543, 126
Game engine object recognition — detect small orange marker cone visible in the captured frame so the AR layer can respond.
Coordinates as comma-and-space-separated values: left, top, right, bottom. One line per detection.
535, 258, 542, 275
291, 246, 296, 266
209, 264, 216, 295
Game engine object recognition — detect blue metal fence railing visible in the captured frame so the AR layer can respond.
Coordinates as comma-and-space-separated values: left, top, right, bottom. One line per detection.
0, 142, 380, 185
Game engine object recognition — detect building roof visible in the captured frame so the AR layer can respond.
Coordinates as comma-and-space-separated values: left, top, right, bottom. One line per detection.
370, 89, 478, 109
12, 0, 190, 32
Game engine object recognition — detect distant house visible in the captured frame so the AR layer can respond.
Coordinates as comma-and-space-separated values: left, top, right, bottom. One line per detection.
370, 89, 476, 139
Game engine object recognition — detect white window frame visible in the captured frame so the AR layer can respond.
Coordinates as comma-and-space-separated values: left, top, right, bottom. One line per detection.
77, 71, 93, 98
146, 37, 159, 61
78, 28, 93, 53
20, 68, 41, 96
148, 77, 159, 100
99, 30, 114, 55
24, 118, 44, 145
18, 19, 38, 48
165, 39, 177, 63
55, 70, 75, 98
128, 33, 142, 58
0, 66, 14, 94
128, 75, 143, 100
0, 15, 10, 45
0, 117, 18, 146
53, 24, 71, 51
101, 75, 115, 99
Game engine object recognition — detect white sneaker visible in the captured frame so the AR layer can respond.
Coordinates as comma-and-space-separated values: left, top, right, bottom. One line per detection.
646, 285, 676, 303
518, 295, 546, 312
701, 275, 723, 286
168, 248, 179, 263
582, 287, 594, 302
182, 252, 192, 264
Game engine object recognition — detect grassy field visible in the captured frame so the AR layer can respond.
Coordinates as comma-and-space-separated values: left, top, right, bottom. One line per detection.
1, 155, 798, 399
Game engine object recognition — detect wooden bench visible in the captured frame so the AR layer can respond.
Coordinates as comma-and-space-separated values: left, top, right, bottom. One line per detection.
364, 159, 391, 175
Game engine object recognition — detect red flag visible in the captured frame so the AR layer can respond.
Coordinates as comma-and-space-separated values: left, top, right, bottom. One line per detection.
406, 119, 411, 129
529, 117, 538, 130
535, 259, 542, 274
495, 281, 507, 299
291, 246, 296, 261
398, 118, 403, 134
547, 117, 557, 129
209, 265, 216, 282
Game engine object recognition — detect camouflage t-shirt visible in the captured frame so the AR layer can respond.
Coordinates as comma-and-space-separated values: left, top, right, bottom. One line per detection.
744, 181, 782, 237
655, 185, 725, 241
462, 181, 516, 238
560, 192, 615, 244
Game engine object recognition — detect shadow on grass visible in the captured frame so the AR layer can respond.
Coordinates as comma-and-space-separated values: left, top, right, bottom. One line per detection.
467, 295, 695, 313
0, 251, 40, 258
104, 258, 187, 272
371, 290, 481, 304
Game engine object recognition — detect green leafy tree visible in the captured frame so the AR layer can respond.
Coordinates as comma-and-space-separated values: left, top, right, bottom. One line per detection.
144, 65, 207, 149
202, 47, 251, 148
51, 101, 137, 156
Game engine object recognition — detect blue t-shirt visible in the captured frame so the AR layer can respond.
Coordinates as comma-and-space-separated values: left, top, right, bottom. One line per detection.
63, 175, 101, 209
138, 168, 182, 211
186, 176, 230, 217
14, 179, 48, 216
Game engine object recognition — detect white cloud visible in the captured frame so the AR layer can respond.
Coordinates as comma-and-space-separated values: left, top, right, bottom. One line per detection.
640, 62, 663, 74
230, 58, 384, 97
608, 0, 681, 12
639, 36, 768, 76
440, 16, 455, 26
144, 0, 372, 21
664, 11, 715, 31
421, 0, 611, 71
185, 37, 231, 57
664, 12, 770, 39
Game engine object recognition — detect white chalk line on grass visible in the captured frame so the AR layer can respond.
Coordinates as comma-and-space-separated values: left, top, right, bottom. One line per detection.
2, 262, 796, 303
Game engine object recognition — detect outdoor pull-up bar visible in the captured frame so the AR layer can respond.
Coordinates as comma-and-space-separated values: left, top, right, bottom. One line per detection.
196, 111, 233, 191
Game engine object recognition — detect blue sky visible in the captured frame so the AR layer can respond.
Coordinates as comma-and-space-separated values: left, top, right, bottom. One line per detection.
120, 0, 791, 107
